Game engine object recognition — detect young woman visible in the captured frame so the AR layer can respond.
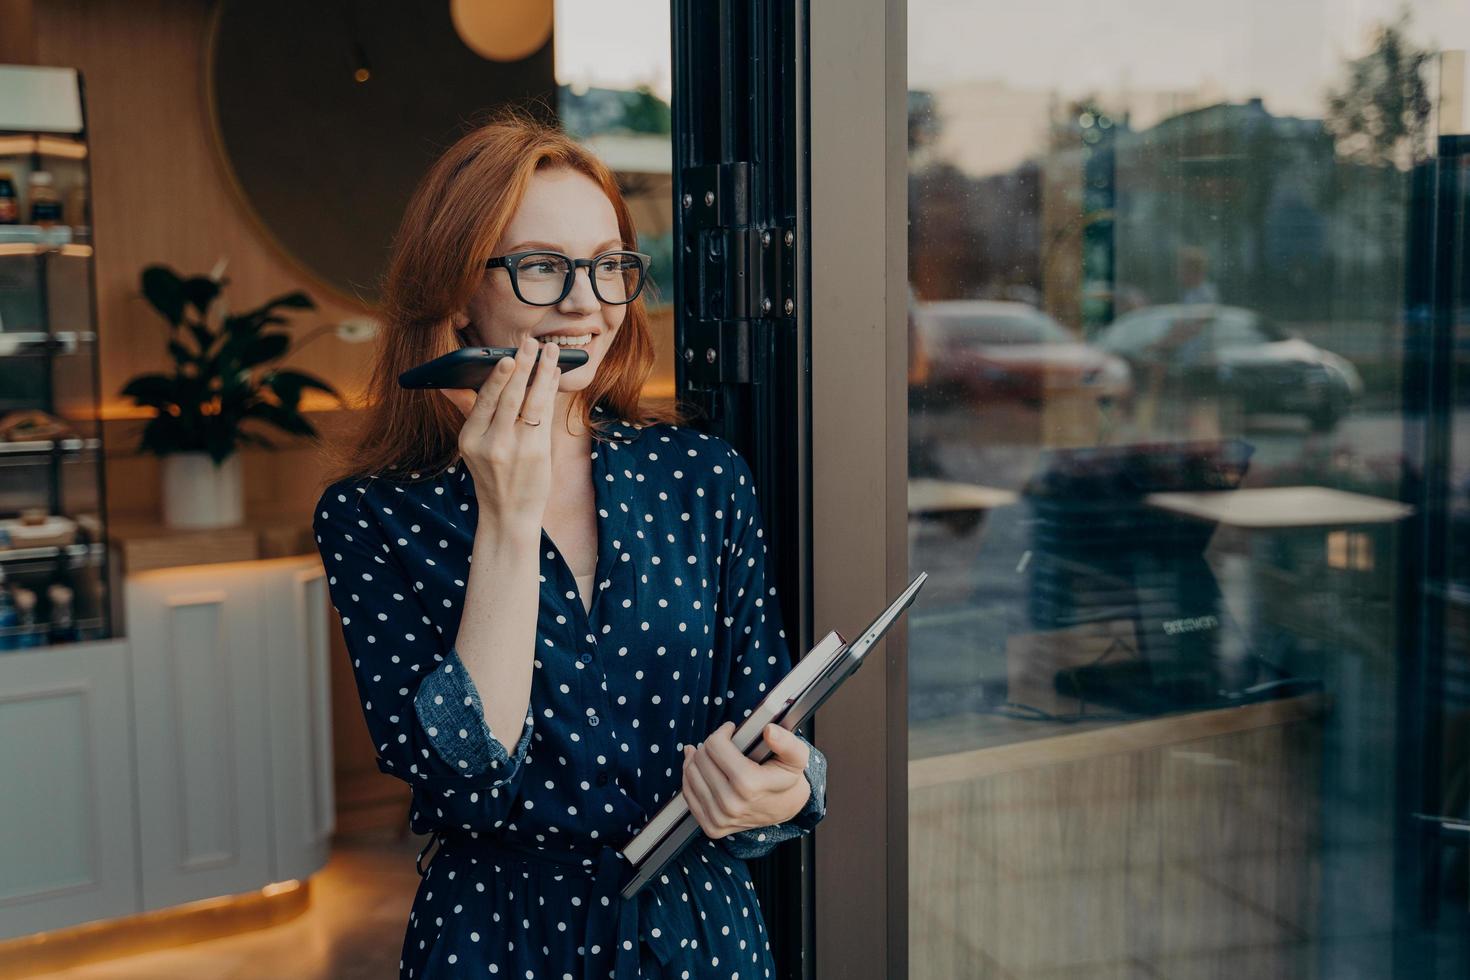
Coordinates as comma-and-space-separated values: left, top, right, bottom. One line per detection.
312, 110, 827, 979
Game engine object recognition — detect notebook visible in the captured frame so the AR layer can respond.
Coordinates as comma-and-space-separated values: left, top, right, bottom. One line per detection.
618, 571, 929, 899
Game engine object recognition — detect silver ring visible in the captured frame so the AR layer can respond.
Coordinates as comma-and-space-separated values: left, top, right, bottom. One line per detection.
516, 414, 542, 426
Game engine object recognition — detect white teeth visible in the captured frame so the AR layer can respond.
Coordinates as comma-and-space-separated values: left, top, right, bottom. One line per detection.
543, 333, 594, 345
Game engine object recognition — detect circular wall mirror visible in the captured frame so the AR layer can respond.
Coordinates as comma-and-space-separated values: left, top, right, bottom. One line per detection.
207, 0, 556, 308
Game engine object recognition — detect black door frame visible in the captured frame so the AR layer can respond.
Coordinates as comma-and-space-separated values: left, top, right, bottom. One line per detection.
671, 1, 911, 977
670, 0, 813, 976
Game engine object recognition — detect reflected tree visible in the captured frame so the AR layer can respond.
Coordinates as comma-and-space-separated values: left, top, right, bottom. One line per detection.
1325, 9, 1435, 171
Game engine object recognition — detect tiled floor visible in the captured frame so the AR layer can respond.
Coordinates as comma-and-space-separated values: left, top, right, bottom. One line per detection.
32, 831, 424, 979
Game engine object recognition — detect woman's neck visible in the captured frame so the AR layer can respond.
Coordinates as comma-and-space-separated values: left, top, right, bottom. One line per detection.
548, 390, 593, 463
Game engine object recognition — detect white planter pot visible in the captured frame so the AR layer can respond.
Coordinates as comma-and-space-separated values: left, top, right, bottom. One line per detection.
160, 452, 244, 529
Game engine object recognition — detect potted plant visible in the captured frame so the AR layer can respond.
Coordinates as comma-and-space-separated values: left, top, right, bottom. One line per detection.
119, 263, 351, 529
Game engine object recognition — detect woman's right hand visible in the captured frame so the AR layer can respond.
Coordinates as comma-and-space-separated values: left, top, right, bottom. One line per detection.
449, 335, 562, 533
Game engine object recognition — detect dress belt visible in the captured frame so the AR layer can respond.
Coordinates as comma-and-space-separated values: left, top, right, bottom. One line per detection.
417, 828, 690, 979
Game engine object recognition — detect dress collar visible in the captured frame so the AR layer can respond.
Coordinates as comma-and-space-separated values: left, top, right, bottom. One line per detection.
590, 401, 647, 445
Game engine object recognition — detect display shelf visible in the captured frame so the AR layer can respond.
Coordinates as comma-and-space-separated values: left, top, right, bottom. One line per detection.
0, 331, 95, 355
0, 437, 102, 457
0, 66, 113, 648
0, 541, 106, 568
0, 614, 106, 644
0, 224, 76, 246
0, 133, 88, 159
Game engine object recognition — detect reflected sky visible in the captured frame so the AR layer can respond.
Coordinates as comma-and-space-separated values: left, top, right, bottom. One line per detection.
910, 0, 1468, 116
910, 0, 1469, 177
555, 0, 672, 100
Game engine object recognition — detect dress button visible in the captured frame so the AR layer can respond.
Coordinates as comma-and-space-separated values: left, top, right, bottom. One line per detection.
596, 771, 609, 786
588, 715, 600, 727
579, 652, 593, 664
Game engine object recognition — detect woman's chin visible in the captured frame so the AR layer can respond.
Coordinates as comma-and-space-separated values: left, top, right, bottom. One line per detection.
557, 361, 596, 389
559, 380, 589, 400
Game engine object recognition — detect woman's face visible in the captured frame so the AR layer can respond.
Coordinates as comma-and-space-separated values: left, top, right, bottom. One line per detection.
452, 167, 628, 411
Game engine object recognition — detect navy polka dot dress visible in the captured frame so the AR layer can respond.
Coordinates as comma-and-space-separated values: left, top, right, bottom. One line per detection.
313, 401, 828, 979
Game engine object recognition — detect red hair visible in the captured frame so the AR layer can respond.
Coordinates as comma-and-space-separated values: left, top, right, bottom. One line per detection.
319, 105, 689, 488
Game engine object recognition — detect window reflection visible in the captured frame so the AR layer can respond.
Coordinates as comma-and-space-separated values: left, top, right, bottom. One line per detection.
907, 5, 1469, 978
554, 1, 675, 402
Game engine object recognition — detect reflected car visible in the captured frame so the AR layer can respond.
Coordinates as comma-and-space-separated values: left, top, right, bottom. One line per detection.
1093, 304, 1363, 431
915, 300, 1132, 409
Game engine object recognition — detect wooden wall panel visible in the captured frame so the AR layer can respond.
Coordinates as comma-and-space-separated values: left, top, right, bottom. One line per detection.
31, 0, 372, 523
0, 0, 36, 64
31, 0, 392, 826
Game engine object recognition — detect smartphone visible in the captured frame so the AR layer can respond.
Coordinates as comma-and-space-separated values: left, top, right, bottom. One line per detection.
398, 346, 590, 389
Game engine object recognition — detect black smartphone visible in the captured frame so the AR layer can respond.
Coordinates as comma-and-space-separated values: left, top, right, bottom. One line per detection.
398, 346, 590, 389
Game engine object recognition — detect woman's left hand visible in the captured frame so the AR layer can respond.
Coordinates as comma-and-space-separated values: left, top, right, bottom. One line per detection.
681, 721, 811, 839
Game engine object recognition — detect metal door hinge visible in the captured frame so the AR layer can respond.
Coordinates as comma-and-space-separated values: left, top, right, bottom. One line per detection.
680, 162, 795, 388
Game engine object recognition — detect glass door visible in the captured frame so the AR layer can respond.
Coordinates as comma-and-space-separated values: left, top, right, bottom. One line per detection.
901, 5, 1470, 979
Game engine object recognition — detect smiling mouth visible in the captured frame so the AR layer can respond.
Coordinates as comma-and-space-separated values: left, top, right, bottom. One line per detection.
539, 332, 597, 347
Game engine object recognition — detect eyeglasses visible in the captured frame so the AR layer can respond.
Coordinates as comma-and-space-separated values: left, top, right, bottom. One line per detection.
484, 249, 652, 307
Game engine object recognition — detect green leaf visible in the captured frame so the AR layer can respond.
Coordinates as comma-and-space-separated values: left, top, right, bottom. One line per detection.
263, 369, 340, 406
261, 291, 314, 311
188, 323, 216, 359
141, 265, 186, 327
224, 312, 286, 335
219, 374, 255, 413
239, 332, 291, 369
167, 339, 196, 367
205, 420, 236, 464
140, 414, 187, 455
180, 276, 224, 318
120, 373, 180, 409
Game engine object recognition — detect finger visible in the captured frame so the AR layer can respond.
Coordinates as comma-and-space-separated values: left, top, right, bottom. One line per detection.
485, 335, 541, 441
704, 723, 786, 796
686, 744, 727, 821
464, 348, 517, 435
524, 339, 562, 423
681, 746, 714, 835
690, 739, 749, 820
761, 723, 810, 773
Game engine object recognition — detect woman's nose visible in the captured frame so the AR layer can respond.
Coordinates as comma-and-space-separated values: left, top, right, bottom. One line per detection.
560, 266, 601, 312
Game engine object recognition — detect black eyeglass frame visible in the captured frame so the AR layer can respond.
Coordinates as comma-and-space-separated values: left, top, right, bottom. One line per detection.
484, 249, 654, 307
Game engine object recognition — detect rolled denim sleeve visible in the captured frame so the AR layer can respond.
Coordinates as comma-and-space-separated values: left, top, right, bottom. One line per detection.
414, 647, 534, 779
718, 735, 828, 861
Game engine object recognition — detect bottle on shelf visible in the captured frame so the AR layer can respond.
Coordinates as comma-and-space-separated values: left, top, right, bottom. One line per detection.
27, 171, 63, 226
12, 585, 40, 648
0, 566, 17, 651
46, 581, 79, 645
0, 170, 18, 224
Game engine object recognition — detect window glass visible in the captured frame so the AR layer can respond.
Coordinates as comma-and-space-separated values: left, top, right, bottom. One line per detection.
907, 6, 1470, 978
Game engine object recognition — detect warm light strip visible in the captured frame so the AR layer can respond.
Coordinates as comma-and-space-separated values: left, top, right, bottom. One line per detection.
0, 242, 88, 257
0, 135, 87, 158
0, 879, 310, 979
35, 135, 88, 159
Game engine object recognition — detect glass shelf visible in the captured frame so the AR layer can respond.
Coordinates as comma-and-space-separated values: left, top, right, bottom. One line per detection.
0, 69, 113, 646
0, 541, 106, 571
0, 224, 78, 247
0, 437, 102, 458
0, 331, 97, 356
